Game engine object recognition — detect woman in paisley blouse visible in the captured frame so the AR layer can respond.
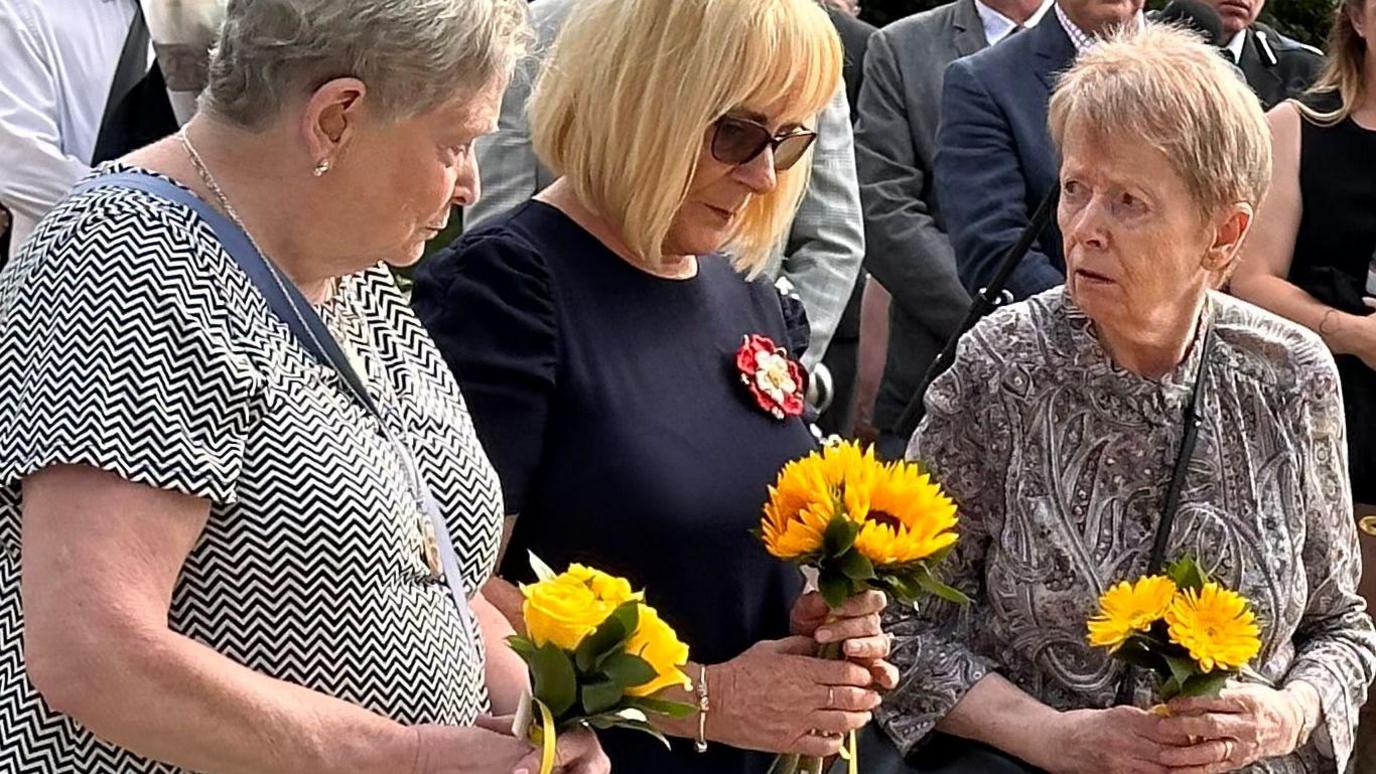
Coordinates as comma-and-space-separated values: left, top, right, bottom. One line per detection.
0, 0, 606, 771
876, 26, 1376, 774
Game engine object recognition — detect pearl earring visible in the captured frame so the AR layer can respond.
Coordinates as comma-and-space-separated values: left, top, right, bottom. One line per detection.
312, 159, 331, 177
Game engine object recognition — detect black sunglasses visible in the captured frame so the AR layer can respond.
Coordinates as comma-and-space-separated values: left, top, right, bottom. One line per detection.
710, 115, 818, 172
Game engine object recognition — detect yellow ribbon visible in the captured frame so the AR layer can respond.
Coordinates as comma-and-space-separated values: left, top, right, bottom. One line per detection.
534, 699, 557, 774
836, 730, 858, 774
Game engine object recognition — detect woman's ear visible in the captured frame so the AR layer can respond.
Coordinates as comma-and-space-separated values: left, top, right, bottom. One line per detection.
299, 77, 367, 175
1202, 202, 1254, 276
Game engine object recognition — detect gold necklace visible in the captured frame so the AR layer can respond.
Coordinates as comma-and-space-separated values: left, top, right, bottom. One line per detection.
179, 128, 443, 579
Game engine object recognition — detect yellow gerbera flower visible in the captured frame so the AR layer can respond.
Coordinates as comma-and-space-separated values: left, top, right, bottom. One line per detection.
1087, 576, 1178, 651
850, 460, 959, 566
1165, 583, 1262, 672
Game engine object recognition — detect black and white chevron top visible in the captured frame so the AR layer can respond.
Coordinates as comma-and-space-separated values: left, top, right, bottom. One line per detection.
0, 166, 504, 771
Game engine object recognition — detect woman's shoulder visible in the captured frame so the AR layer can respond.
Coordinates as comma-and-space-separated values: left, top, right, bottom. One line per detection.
1211, 292, 1337, 393
420, 202, 563, 289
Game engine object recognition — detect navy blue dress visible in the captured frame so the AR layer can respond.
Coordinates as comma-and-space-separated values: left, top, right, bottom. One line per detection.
413, 201, 817, 774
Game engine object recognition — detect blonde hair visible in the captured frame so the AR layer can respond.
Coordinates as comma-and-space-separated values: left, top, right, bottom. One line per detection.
1048, 24, 1271, 216
529, 0, 843, 274
1298, 0, 1367, 125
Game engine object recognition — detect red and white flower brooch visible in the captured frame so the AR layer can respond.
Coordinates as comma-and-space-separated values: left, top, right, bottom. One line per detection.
736, 334, 805, 420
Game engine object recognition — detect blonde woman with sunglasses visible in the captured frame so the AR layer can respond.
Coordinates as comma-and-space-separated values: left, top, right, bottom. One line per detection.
412, 1, 897, 772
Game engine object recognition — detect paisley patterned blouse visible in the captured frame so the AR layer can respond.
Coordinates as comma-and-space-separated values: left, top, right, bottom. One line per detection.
878, 288, 1376, 772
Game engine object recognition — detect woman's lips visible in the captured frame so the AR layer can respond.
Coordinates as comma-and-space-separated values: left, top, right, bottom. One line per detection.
1076, 268, 1115, 284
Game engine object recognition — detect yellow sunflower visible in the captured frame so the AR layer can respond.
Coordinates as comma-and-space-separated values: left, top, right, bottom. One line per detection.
849, 460, 959, 566
1087, 576, 1178, 651
762, 442, 883, 559
1165, 583, 1262, 672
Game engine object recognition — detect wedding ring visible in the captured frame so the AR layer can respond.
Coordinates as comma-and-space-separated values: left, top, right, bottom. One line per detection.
1221, 739, 1235, 761
827, 687, 835, 708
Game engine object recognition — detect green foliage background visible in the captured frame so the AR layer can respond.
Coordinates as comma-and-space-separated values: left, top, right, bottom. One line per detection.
859, 0, 1338, 46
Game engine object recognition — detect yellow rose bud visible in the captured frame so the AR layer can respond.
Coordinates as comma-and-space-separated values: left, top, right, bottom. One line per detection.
522, 574, 614, 651
624, 604, 692, 698
565, 563, 642, 608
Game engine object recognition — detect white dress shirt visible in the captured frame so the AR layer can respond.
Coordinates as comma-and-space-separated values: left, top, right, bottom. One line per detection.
1225, 29, 1247, 64
1055, 2, 1147, 53
0, 0, 141, 257
975, 0, 1054, 46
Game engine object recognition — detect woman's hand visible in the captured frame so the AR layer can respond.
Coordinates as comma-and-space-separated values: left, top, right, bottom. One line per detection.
1153, 684, 1318, 773
1039, 706, 1177, 774
790, 590, 900, 689
707, 636, 882, 757
413, 718, 610, 774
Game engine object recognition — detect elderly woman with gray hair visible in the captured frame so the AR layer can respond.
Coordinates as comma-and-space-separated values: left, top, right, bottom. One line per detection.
0, 1, 607, 772
873, 25, 1376, 774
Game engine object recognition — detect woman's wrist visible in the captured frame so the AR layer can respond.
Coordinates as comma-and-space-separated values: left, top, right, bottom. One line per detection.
1317, 308, 1371, 357
1281, 681, 1323, 753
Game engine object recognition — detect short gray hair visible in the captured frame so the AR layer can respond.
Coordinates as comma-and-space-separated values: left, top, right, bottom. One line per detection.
1048, 24, 1271, 216
202, 0, 530, 128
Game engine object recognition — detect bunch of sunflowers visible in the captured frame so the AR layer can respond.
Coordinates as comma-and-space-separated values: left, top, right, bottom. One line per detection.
509, 556, 695, 774
1087, 556, 1262, 701
758, 440, 964, 774
760, 440, 965, 608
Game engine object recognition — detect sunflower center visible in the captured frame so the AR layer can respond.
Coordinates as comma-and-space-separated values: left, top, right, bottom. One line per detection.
866, 510, 903, 531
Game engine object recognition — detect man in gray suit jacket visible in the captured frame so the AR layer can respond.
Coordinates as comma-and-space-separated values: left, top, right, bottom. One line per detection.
466, 0, 865, 373
855, 0, 1047, 458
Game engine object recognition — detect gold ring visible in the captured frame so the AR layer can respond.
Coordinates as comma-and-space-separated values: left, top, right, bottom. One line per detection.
827, 687, 835, 708
1359, 515, 1376, 537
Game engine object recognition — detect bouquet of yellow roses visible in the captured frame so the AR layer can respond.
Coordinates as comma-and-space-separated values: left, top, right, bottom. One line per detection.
508, 554, 696, 773
757, 440, 965, 774
1087, 557, 1262, 702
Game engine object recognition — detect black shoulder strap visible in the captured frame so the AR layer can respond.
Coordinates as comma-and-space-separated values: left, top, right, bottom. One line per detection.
1114, 320, 1215, 705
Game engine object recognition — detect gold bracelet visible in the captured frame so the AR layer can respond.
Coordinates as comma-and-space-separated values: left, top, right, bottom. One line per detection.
694, 664, 710, 753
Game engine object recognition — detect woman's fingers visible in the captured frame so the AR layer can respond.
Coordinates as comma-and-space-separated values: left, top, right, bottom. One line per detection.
809, 708, 873, 735
1155, 713, 1248, 745
815, 612, 882, 644
792, 731, 847, 758
867, 659, 900, 690
831, 589, 888, 617
805, 657, 875, 687
1156, 739, 1233, 768
817, 685, 883, 712
840, 633, 891, 660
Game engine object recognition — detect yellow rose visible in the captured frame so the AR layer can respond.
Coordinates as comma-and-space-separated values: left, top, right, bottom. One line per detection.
623, 604, 692, 697
564, 563, 642, 608
523, 574, 615, 651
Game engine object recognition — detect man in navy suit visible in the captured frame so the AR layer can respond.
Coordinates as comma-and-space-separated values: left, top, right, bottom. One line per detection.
935, 0, 1144, 300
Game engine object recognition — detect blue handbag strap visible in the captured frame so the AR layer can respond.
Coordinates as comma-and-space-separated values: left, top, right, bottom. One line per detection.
72, 172, 379, 415
72, 172, 480, 637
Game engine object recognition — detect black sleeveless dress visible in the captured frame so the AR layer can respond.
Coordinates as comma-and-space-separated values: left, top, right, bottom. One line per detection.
1292, 92, 1376, 504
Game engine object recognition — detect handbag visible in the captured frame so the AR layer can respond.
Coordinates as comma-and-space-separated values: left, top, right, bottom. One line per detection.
839, 321, 1217, 773
69, 171, 481, 643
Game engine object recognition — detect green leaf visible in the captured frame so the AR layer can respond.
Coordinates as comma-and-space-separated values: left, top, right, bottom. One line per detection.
506, 635, 537, 658
1166, 557, 1207, 592
823, 516, 858, 558
574, 607, 632, 673
914, 565, 971, 605
818, 570, 854, 608
628, 696, 699, 718
530, 644, 578, 717
1159, 675, 1183, 702
602, 653, 658, 689
1163, 654, 1198, 687
837, 549, 877, 582
581, 680, 625, 715
529, 551, 558, 582
1179, 670, 1230, 699
602, 718, 674, 749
